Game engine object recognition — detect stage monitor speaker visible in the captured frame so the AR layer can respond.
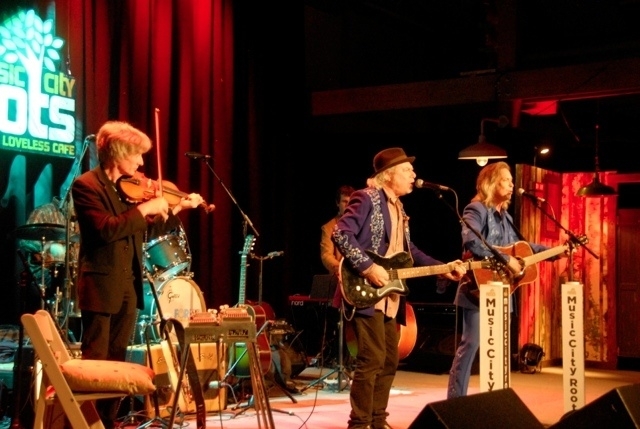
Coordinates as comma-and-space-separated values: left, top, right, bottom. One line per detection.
408, 388, 544, 429
549, 383, 640, 429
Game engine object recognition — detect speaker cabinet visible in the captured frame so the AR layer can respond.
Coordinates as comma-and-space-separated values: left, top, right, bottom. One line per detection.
549, 383, 640, 428
409, 388, 544, 429
403, 303, 478, 374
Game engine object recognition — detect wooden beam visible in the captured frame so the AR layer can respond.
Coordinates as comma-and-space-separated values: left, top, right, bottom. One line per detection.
311, 58, 640, 116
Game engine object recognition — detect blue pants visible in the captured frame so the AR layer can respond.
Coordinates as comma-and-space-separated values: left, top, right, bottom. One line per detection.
447, 306, 479, 398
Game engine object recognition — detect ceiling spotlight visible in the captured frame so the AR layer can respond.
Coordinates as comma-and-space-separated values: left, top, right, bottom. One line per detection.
533, 145, 550, 167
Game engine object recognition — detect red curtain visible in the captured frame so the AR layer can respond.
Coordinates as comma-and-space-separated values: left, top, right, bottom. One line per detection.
55, 0, 237, 308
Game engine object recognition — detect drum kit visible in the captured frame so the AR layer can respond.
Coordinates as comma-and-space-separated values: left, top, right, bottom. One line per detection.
15, 222, 81, 325
15, 221, 206, 346
134, 226, 207, 345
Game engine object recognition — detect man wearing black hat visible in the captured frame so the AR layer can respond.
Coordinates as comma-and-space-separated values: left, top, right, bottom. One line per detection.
331, 147, 467, 429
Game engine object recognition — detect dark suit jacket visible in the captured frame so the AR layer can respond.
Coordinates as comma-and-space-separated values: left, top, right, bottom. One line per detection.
71, 167, 148, 314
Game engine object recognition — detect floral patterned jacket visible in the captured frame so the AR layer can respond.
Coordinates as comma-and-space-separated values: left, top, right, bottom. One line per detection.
331, 187, 443, 324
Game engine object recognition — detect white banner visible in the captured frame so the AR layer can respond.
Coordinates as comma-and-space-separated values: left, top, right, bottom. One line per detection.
479, 281, 510, 393
562, 281, 585, 412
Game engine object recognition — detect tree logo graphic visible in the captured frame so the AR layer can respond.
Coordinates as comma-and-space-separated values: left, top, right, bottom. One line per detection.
0, 8, 76, 158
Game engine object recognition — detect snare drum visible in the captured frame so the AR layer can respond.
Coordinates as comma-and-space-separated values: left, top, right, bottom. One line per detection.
144, 233, 191, 281
134, 276, 206, 344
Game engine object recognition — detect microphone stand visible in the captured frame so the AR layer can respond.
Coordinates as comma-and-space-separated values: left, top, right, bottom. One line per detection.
58, 134, 90, 342
249, 251, 284, 306
429, 189, 515, 277
198, 157, 259, 238
522, 199, 598, 282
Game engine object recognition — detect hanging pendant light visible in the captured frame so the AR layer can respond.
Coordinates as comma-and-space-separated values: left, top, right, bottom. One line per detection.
576, 123, 617, 197
458, 116, 509, 166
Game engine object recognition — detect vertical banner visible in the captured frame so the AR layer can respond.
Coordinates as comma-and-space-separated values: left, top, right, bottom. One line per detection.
479, 281, 510, 393
562, 281, 585, 412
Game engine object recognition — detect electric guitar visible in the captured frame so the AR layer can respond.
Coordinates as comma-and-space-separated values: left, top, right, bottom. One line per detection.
339, 250, 492, 308
234, 234, 272, 375
471, 235, 588, 294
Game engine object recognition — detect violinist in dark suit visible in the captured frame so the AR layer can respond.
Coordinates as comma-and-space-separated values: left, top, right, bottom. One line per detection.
71, 120, 204, 428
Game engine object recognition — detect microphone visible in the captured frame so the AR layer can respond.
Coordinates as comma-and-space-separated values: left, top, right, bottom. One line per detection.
267, 251, 284, 258
185, 151, 212, 160
84, 134, 96, 142
517, 188, 546, 203
414, 179, 450, 191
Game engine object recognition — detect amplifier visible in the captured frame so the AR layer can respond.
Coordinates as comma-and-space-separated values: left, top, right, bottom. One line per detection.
127, 342, 227, 416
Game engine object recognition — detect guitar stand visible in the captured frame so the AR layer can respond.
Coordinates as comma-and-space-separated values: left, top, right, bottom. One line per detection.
300, 305, 351, 393
230, 321, 297, 419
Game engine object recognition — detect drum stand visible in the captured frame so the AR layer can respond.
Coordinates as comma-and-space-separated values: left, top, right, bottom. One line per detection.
14, 250, 80, 429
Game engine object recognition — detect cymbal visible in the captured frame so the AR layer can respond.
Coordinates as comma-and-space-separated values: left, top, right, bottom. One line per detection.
15, 223, 66, 242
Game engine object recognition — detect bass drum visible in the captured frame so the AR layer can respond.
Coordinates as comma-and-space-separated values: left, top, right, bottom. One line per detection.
134, 276, 206, 344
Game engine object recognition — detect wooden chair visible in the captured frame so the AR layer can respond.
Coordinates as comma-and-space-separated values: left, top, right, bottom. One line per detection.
21, 310, 156, 429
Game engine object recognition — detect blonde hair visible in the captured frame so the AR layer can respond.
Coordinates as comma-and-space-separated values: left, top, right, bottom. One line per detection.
473, 161, 511, 209
368, 165, 400, 189
96, 121, 152, 165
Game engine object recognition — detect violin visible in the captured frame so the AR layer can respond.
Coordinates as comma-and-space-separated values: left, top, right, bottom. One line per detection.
116, 171, 215, 213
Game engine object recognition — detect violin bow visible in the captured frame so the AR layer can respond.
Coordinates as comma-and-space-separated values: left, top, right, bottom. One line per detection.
154, 107, 164, 197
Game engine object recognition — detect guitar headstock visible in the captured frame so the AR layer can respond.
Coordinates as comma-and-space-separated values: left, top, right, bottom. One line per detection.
241, 234, 256, 257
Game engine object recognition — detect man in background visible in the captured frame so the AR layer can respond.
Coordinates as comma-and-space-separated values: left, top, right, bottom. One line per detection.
321, 185, 355, 274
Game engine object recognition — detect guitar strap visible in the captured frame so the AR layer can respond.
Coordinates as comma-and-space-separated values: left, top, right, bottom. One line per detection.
507, 217, 528, 242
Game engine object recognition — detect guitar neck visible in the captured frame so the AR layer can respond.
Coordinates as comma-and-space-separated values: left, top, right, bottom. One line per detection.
394, 260, 484, 280
238, 255, 247, 306
522, 245, 567, 266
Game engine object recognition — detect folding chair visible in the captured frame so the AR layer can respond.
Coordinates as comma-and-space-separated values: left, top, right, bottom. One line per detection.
21, 310, 156, 429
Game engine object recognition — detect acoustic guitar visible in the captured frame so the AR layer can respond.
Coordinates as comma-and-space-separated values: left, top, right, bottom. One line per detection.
470, 235, 588, 294
233, 234, 272, 376
339, 250, 492, 308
